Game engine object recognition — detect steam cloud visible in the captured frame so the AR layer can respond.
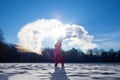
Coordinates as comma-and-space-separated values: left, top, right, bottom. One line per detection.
18, 19, 98, 54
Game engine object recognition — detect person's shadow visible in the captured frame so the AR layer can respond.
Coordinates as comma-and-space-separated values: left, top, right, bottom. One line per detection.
50, 67, 70, 80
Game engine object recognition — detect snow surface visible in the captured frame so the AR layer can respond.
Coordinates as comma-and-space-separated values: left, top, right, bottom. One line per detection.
0, 63, 120, 80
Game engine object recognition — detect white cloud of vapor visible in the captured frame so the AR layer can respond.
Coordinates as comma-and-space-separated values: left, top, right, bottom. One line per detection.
18, 19, 98, 54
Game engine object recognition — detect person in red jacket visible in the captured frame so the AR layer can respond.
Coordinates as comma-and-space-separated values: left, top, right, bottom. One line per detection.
54, 38, 64, 67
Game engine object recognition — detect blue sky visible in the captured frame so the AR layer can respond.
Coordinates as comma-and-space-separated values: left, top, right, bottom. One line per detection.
0, 0, 120, 50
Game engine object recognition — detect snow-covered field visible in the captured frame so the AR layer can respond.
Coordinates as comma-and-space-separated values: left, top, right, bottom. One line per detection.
0, 63, 120, 80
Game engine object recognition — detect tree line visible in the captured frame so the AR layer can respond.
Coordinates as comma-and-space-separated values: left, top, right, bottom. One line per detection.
0, 29, 120, 63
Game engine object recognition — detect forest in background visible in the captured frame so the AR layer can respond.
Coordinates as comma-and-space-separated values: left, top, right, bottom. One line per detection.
0, 29, 120, 63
